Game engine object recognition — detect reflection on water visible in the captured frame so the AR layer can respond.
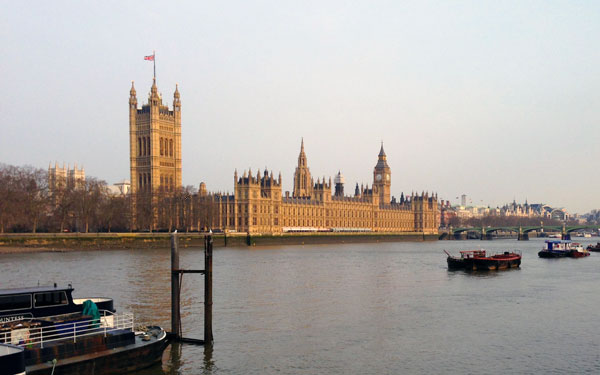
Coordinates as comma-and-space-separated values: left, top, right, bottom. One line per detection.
3, 238, 600, 374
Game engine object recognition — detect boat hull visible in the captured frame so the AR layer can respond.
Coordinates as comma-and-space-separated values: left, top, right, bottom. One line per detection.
25, 327, 169, 375
538, 250, 569, 258
467, 257, 521, 271
447, 257, 465, 269
569, 251, 590, 258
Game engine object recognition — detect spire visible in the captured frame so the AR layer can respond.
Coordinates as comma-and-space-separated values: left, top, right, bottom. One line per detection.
129, 81, 137, 108
130, 81, 136, 96
379, 141, 386, 157
301, 137, 304, 152
174, 83, 180, 99
375, 141, 390, 169
149, 77, 160, 104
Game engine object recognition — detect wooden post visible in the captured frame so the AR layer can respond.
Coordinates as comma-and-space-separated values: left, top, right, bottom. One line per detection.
171, 232, 180, 338
204, 234, 213, 344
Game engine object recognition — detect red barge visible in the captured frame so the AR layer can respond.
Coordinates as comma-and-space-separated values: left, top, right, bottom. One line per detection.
445, 250, 522, 271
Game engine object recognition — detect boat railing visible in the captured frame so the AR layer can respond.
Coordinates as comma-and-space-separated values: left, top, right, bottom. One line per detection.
0, 310, 134, 349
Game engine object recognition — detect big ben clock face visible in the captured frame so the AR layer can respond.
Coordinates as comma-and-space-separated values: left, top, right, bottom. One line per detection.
376, 174, 382, 181
386, 174, 390, 181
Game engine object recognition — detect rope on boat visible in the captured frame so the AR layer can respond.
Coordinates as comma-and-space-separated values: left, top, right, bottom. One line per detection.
50, 358, 57, 375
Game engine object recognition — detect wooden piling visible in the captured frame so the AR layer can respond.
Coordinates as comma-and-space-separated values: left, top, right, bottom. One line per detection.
204, 234, 214, 344
171, 232, 181, 339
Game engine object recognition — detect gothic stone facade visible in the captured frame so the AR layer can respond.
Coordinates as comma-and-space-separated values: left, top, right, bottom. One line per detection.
205, 141, 438, 234
129, 79, 182, 228
129, 79, 182, 195
48, 162, 85, 193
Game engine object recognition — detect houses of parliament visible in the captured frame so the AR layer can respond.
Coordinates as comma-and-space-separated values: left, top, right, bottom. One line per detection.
129, 79, 438, 234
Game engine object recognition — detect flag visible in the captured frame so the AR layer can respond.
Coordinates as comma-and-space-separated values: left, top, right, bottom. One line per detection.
144, 54, 155, 61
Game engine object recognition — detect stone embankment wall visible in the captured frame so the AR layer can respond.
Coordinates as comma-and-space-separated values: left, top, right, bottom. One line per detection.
0, 232, 438, 251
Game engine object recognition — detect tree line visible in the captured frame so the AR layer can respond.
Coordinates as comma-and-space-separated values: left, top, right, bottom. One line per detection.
0, 164, 214, 233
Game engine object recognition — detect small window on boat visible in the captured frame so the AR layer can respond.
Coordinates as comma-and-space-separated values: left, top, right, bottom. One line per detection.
0, 294, 32, 311
34, 291, 68, 308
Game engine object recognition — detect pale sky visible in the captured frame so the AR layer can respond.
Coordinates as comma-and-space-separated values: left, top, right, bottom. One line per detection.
1, 1, 599, 213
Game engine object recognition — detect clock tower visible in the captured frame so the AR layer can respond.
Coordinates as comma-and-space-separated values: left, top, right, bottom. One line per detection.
373, 142, 391, 205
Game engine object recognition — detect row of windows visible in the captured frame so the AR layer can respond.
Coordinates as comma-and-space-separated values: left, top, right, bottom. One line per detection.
160, 137, 174, 157
139, 173, 151, 190
138, 136, 176, 158
0, 292, 68, 312
138, 173, 177, 191
138, 136, 151, 157
160, 174, 175, 191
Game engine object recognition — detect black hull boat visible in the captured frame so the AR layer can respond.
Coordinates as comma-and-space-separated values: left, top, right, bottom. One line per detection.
0, 286, 169, 375
539, 240, 585, 258
538, 250, 569, 258
24, 326, 168, 375
445, 250, 521, 271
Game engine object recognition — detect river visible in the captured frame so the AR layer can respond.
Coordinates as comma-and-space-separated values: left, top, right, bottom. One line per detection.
2, 238, 600, 374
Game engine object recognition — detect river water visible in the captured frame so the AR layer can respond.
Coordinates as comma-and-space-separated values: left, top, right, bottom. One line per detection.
2, 238, 600, 374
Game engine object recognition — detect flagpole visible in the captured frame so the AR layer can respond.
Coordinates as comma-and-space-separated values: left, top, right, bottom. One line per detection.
153, 50, 156, 80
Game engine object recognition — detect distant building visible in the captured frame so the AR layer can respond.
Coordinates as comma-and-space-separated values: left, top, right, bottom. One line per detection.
48, 162, 85, 193
107, 180, 131, 196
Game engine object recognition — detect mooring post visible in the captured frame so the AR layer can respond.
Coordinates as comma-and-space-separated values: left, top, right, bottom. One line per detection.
204, 234, 214, 344
171, 232, 180, 339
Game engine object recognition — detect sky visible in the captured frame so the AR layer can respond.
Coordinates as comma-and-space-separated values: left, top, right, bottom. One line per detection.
1, 1, 599, 214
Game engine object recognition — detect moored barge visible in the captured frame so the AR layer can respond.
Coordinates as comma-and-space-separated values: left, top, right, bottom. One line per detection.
0, 285, 169, 375
445, 250, 521, 271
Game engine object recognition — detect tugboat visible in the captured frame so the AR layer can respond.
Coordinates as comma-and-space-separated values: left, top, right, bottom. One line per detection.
0, 285, 169, 375
445, 250, 521, 271
586, 242, 600, 252
538, 240, 583, 258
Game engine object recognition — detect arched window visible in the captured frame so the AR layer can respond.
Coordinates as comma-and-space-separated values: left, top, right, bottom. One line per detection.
139, 173, 142, 189
147, 137, 151, 156
169, 139, 173, 157
170, 176, 173, 190
160, 138, 164, 156
143, 137, 147, 156
138, 138, 142, 156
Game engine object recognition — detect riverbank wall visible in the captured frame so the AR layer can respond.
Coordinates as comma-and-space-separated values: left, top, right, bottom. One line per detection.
0, 232, 438, 252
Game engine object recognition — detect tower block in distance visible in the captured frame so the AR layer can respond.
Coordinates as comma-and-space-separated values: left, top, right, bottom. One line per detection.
129, 79, 182, 229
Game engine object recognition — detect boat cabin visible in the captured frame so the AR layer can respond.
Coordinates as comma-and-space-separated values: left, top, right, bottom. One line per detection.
544, 240, 582, 251
459, 250, 486, 259
0, 285, 114, 324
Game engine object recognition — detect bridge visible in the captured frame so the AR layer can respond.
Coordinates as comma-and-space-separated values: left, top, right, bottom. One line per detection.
443, 224, 599, 240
